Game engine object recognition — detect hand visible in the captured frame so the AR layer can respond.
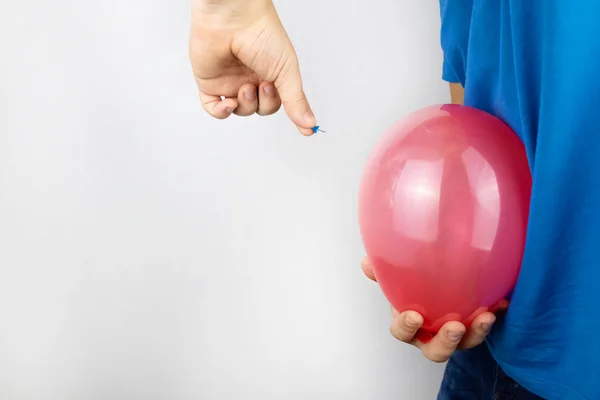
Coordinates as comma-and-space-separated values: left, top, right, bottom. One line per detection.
362, 257, 507, 363
189, 0, 317, 135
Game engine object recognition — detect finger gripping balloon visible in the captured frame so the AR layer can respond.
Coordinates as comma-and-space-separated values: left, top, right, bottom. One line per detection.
358, 104, 531, 337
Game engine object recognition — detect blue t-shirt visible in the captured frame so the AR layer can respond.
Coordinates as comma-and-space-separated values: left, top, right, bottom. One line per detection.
440, 1, 600, 399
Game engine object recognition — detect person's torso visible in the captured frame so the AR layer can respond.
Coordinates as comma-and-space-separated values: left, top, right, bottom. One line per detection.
440, 1, 600, 399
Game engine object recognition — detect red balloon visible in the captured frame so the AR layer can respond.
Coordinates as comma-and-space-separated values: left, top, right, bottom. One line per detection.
358, 104, 531, 339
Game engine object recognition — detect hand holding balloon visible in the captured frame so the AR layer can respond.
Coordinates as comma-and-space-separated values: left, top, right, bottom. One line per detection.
358, 104, 531, 354
362, 257, 508, 363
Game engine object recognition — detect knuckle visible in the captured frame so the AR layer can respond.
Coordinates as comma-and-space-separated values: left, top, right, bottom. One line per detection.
292, 90, 307, 104
234, 105, 256, 117
257, 103, 281, 116
211, 110, 230, 120
424, 348, 451, 363
431, 353, 451, 363
257, 108, 277, 116
390, 325, 412, 343
280, 53, 300, 75
441, 338, 460, 352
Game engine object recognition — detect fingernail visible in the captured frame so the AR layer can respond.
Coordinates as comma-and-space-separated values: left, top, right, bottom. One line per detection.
264, 84, 276, 97
225, 107, 234, 114
303, 111, 316, 125
448, 331, 464, 341
481, 322, 493, 332
244, 89, 256, 101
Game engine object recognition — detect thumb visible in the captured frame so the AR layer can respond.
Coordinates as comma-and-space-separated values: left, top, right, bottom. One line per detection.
275, 58, 316, 135
361, 257, 377, 282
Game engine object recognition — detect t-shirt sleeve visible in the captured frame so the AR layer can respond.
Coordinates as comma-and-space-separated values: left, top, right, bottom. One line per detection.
442, 55, 461, 83
438, 0, 472, 85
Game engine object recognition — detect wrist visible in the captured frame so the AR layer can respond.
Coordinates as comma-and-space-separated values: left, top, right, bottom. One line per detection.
191, 0, 273, 27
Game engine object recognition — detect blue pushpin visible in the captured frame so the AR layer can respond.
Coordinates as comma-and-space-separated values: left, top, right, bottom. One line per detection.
312, 125, 326, 134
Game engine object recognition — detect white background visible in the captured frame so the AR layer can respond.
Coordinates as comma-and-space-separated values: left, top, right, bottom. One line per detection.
0, 0, 450, 399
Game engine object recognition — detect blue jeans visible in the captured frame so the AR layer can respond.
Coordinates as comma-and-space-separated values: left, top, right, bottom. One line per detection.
438, 342, 543, 399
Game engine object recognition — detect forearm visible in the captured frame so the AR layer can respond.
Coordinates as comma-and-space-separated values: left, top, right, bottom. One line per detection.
449, 83, 464, 105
